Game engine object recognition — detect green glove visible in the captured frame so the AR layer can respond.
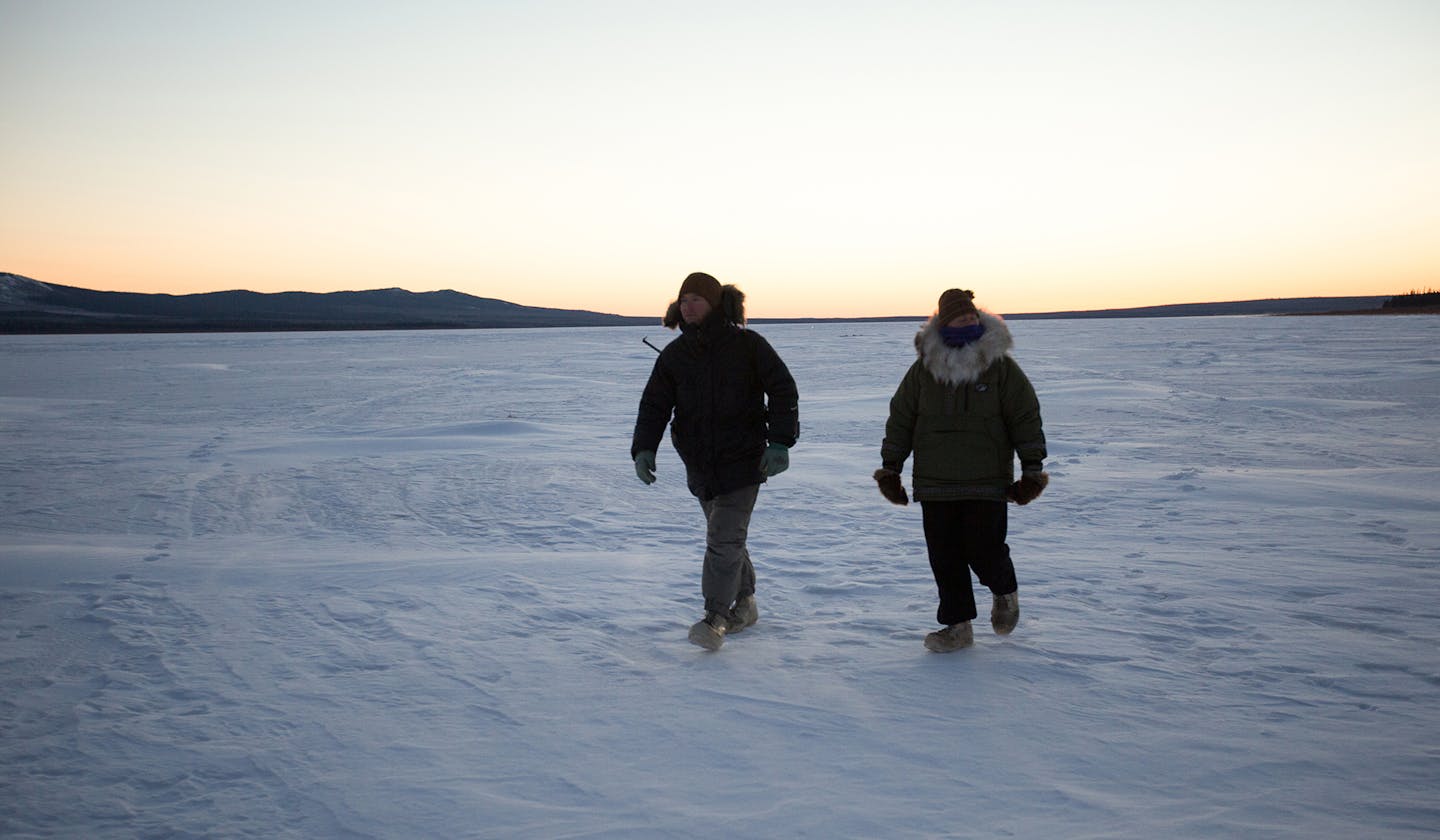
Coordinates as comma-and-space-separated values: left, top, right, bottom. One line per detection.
759, 443, 790, 477
634, 450, 656, 485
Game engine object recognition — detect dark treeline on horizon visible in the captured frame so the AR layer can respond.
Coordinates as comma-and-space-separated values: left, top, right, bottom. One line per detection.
1383, 289, 1440, 309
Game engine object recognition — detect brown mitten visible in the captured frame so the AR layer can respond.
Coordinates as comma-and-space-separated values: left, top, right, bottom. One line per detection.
1006, 472, 1049, 505
873, 468, 909, 506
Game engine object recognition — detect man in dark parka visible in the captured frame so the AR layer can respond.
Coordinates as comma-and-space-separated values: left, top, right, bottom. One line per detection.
632, 272, 799, 650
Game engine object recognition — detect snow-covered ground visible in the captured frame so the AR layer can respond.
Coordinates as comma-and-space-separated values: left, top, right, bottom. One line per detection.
2, 315, 1438, 839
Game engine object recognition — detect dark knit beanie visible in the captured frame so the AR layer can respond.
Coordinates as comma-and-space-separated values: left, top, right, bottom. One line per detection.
677, 272, 722, 309
937, 288, 979, 324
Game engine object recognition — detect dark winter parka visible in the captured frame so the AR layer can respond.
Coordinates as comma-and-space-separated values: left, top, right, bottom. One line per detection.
882, 310, 1046, 502
632, 285, 799, 501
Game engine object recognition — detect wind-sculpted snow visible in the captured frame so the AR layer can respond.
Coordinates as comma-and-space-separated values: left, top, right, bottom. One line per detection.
2, 317, 1438, 838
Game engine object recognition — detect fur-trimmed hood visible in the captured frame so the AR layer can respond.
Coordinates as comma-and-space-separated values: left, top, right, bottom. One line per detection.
914, 309, 1014, 386
663, 284, 746, 329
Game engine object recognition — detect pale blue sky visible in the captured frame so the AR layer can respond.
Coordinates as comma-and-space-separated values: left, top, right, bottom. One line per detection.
3, 0, 1437, 316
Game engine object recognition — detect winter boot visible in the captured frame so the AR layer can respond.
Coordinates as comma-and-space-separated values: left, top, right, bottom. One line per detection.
923, 621, 974, 653
727, 594, 758, 634
688, 611, 729, 651
991, 591, 1019, 635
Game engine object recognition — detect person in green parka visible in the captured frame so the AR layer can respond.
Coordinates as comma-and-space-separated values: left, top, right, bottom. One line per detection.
874, 288, 1049, 652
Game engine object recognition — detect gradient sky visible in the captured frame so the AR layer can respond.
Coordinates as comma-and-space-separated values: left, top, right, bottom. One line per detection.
3, 0, 1437, 318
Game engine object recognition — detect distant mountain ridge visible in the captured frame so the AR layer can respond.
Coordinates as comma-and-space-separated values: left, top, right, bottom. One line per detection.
0, 273, 653, 333
0, 272, 1394, 334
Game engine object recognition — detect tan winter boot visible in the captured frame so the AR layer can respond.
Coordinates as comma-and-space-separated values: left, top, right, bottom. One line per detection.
991, 591, 1019, 635
728, 594, 758, 634
688, 611, 729, 651
923, 621, 974, 652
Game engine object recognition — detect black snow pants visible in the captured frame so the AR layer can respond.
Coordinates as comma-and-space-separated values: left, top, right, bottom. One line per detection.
920, 499, 1017, 626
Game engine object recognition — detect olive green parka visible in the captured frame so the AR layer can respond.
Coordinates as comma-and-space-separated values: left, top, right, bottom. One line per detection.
881, 310, 1046, 502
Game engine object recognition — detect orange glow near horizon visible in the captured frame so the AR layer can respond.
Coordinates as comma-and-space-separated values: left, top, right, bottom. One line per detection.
4, 254, 1423, 320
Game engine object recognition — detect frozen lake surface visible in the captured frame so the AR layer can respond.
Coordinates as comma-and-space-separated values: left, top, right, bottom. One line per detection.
3, 315, 1438, 838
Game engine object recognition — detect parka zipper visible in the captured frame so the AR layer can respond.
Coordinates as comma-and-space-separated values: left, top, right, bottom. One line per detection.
948, 384, 969, 415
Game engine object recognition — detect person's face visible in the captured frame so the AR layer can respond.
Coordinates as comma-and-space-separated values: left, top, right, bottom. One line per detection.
680, 293, 712, 324
946, 311, 979, 328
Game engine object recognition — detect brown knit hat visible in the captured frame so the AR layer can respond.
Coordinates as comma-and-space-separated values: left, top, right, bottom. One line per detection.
677, 272, 722, 309
937, 288, 979, 324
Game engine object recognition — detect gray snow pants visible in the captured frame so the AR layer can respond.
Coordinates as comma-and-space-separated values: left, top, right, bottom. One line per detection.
698, 483, 760, 616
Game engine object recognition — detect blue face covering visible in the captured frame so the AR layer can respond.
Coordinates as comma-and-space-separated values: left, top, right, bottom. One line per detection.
940, 323, 986, 347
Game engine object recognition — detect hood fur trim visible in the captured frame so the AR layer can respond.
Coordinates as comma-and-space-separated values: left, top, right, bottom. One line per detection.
914, 309, 1013, 385
663, 284, 746, 329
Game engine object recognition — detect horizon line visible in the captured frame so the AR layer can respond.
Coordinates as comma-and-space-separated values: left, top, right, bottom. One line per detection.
0, 272, 1394, 321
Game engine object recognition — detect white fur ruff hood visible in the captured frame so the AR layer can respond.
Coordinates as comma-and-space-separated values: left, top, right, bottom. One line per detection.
914, 310, 1014, 386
